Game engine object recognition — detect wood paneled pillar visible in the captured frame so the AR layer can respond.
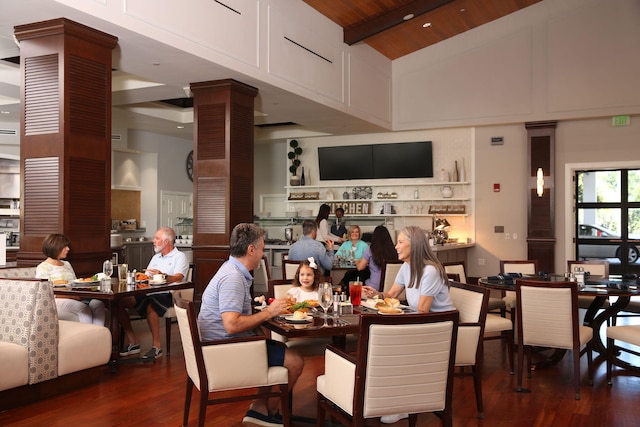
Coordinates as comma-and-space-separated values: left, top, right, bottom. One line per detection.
526, 121, 557, 273
15, 19, 118, 275
189, 79, 258, 298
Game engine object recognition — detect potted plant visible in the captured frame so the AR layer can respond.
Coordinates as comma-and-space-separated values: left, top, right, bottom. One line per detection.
288, 139, 302, 186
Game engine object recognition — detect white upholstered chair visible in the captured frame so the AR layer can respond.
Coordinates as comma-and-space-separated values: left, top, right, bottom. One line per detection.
173, 292, 290, 427
381, 260, 404, 302
606, 325, 640, 385
282, 259, 301, 280
567, 260, 610, 320
316, 311, 459, 427
449, 281, 490, 419
444, 261, 505, 315
500, 259, 539, 311
252, 255, 271, 296
515, 280, 593, 400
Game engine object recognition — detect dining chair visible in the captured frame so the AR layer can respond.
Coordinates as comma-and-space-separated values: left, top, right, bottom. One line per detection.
567, 260, 611, 322
316, 310, 459, 427
381, 260, 404, 302
173, 291, 290, 427
606, 325, 640, 385
500, 260, 539, 311
515, 280, 593, 400
282, 259, 302, 280
127, 267, 193, 357
449, 281, 490, 419
252, 255, 271, 296
444, 261, 505, 316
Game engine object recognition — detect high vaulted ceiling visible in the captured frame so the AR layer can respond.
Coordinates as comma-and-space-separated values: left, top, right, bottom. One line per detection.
305, 0, 541, 60
0, 0, 542, 143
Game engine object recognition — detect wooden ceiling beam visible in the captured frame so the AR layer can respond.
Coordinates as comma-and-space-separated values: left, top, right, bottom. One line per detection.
344, 0, 456, 45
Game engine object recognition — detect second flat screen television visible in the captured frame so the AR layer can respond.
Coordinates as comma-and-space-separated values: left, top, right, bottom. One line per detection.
318, 141, 433, 181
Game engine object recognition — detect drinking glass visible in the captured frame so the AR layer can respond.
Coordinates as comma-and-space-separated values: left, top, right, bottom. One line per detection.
349, 280, 362, 306
319, 282, 333, 320
102, 259, 113, 292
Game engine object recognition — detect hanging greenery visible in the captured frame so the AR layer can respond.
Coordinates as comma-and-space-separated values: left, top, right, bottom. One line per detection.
288, 139, 302, 175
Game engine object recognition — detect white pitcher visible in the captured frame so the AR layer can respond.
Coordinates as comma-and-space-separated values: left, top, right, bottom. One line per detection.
441, 186, 453, 198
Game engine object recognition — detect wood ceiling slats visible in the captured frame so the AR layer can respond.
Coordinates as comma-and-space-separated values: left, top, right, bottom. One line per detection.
304, 0, 541, 60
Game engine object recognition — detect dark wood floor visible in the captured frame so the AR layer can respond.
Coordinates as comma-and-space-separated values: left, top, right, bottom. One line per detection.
1, 320, 639, 427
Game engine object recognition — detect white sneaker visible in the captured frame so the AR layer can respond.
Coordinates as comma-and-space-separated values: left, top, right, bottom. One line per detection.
380, 413, 409, 424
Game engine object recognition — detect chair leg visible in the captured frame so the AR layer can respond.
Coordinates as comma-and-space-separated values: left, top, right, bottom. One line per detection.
587, 342, 593, 386
607, 337, 614, 386
165, 317, 172, 356
573, 343, 581, 400
183, 378, 193, 427
516, 341, 524, 392
198, 385, 208, 427
506, 330, 514, 375
316, 393, 325, 427
279, 384, 290, 427
472, 365, 484, 419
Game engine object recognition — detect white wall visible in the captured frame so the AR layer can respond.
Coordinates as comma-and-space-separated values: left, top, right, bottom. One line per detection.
393, 0, 640, 130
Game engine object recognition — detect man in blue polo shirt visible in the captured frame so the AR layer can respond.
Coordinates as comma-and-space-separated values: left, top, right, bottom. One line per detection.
198, 223, 304, 427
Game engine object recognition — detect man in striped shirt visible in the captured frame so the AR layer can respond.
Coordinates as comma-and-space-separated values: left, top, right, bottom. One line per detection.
198, 223, 304, 427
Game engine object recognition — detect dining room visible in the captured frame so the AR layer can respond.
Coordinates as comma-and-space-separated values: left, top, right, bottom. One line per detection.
1, 304, 639, 427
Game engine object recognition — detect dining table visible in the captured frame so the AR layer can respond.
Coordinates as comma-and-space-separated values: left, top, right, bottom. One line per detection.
479, 274, 640, 371
53, 278, 193, 368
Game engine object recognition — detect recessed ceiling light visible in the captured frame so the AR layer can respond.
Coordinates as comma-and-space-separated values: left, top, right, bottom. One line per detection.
460, 8, 466, 12
423, 22, 432, 28
177, 125, 184, 129
403, 13, 414, 21
0, 111, 9, 114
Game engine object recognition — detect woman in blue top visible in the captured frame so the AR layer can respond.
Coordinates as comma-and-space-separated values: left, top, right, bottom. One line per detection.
363, 226, 453, 313
336, 225, 368, 260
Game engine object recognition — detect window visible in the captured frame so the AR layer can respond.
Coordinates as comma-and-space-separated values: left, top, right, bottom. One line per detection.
575, 169, 640, 273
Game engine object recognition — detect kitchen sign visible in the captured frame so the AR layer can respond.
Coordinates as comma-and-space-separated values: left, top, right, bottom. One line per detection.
327, 202, 371, 215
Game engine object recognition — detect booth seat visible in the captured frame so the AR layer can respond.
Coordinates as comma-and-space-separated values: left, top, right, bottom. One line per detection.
0, 279, 111, 409
0, 266, 81, 321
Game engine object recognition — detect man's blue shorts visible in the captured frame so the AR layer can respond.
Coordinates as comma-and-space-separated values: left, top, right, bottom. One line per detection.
266, 339, 286, 366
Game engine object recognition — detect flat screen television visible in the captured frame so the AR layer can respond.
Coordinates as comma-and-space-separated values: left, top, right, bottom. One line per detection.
318, 145, 374, 180
317, 141, 433, 181
373, 141, 433, 179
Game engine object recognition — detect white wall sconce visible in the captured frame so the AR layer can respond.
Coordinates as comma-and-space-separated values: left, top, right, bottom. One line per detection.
536, 167, 544, 197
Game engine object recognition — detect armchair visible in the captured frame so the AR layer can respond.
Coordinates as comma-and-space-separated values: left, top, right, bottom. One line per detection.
316, 311, 459, 427
173, 292, 290, 427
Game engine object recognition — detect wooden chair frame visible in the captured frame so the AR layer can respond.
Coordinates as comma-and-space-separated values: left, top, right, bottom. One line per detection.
317, 311, 459, 427
173, 292, 290, 427
449, 281, 490, 419
515, 280, 593, 400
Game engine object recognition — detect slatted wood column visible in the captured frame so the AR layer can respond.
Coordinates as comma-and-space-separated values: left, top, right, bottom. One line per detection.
526, 121, 557, 273
15, 19, 117, 275
190, 79, 258, 298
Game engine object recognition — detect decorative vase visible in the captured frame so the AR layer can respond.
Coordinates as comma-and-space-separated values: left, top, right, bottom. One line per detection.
290, 174, 301, 186
459, 158, 466, 182
453, 161, 459, 182
438, 168, 450, 182
441, 186, 453, 198
300, 167, 306, 186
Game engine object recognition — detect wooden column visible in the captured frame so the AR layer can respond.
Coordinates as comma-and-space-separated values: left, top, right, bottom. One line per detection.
190, 79, 258, 298
15, 19, 118, 275
526, 121, 557, 273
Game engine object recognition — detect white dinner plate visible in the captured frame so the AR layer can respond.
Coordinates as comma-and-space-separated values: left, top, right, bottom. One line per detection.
378, 309, 404, 315
149, 280, 167, 286
284, 315, 313, 323
72, 279, 99, 285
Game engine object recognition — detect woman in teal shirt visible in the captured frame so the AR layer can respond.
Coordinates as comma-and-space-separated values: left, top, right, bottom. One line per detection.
336, 225, 368, 260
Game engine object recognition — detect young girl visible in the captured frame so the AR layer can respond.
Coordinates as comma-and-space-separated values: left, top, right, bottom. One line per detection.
287, 257, 322, 302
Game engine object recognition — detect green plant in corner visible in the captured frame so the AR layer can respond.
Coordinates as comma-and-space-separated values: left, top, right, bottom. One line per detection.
288, 139, 303, 176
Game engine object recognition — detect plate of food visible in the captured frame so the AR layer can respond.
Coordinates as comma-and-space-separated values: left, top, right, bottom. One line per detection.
51, 279, 69, 288
135, 272, 149, 283
149, 279, 167, 286
72, 276, 99, 285
284, 311, 314, 323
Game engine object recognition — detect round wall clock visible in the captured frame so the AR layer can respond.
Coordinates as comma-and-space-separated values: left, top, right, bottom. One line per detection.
186, 150, 194, 181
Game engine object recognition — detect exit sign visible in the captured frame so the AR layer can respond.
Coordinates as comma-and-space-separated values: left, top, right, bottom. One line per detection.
612, 115, 630, 126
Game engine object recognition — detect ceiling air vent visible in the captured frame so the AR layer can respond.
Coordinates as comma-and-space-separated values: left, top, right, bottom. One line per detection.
254, 122, 298, 128
0, 129, 18, 136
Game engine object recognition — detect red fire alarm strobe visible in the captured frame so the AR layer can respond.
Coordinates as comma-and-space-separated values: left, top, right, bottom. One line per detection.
493, 183, 500, 192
